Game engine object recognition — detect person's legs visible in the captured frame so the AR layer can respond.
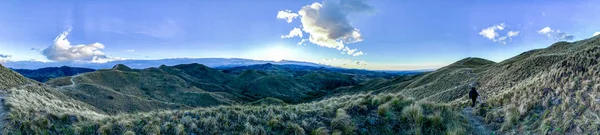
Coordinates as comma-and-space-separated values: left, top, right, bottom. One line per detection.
471, 98, 476, 107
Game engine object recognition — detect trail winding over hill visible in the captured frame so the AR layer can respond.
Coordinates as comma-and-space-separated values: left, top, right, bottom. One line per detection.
460, 57, 494, 135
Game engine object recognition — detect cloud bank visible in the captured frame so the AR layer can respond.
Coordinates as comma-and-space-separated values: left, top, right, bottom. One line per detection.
478, 23, 519, 44
593, 32, 600, 37
537, 26, 574, 41
277, 0, 371, 56
42, 29, 107, 62
321, 58, 367, 67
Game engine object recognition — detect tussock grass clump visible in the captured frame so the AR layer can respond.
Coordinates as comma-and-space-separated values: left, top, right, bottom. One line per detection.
330, 109, 354, 133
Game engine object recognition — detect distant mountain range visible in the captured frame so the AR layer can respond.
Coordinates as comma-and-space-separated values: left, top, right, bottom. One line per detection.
12, 66, 95, 82
8, 58, 430, 83
2, 58, 330, 69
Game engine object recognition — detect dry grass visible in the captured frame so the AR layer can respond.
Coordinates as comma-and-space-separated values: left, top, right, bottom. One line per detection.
469, 36, 600, 134
2, 83, 469, 134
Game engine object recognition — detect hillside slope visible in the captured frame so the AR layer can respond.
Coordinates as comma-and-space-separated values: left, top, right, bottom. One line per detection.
470, 36, 600, 134
0, 64, 471, 134
0, 64, 106, 134
46, 63, 365, 113
334, 57, 495, 103
49, 64, 245, 114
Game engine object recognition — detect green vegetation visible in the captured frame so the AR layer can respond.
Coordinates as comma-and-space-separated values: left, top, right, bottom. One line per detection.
4, 89, 470, 134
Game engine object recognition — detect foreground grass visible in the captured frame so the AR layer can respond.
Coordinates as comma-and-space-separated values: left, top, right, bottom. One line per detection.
5, 91, 470, 134
469, 37, 600, 134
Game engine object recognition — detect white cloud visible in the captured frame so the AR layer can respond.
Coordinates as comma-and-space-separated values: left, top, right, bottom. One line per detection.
281, 27, 303, 38
538, 27, 554, 34
277, 10, 299, 23
125, 49, 135, 52
478, 24, 500, 40
352, 51, 364, 56
320, 58, 367, 68
593, 32, 600, 37
507, 30, 520, 37
278, 0, 371, 56
478, 23, 519, 44
341, 46, 365, 56
42, 28, 107, 62
537, 26, 574, 41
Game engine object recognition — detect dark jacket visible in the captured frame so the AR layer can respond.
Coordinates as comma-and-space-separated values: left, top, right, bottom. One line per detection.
469, 87, 479, 99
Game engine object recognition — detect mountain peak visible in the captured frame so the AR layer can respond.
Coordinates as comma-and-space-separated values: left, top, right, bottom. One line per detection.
448, 57, 496, 68
112, 64, 133, 71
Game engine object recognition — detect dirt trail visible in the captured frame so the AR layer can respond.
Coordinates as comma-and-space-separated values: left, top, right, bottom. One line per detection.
462, 107, 494, 135
59, 73, 87, 89
461, 57, 494, 135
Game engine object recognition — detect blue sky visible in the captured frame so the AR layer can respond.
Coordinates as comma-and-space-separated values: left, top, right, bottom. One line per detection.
0, 0, 599, 70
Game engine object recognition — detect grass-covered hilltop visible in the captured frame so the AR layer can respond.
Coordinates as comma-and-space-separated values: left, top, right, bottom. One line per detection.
1, 35, 600, 134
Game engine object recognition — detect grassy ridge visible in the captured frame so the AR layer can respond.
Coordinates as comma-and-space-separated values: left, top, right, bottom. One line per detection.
470, 36, 600, 134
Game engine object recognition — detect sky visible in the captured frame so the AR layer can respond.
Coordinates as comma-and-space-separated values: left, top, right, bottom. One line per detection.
0, 0, 599, 70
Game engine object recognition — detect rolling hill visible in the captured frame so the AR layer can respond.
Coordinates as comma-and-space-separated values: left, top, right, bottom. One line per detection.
44, 62, 379, 114
0, 63, 470, 134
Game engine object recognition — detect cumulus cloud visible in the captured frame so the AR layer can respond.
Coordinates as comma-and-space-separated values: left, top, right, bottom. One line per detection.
42, 29, 107, 62
593, 32, 600, 37
125, 49, 135, 52
278, 0, 371, 56
281, 27, 303, 38
276, 10, 299, 23
538, 27, 553, 34
478, 23, 519, 44
507, 30, 520, 37
537, 26, 574, 41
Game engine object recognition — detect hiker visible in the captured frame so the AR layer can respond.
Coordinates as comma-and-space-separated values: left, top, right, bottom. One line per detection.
469, 87, 479, 107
